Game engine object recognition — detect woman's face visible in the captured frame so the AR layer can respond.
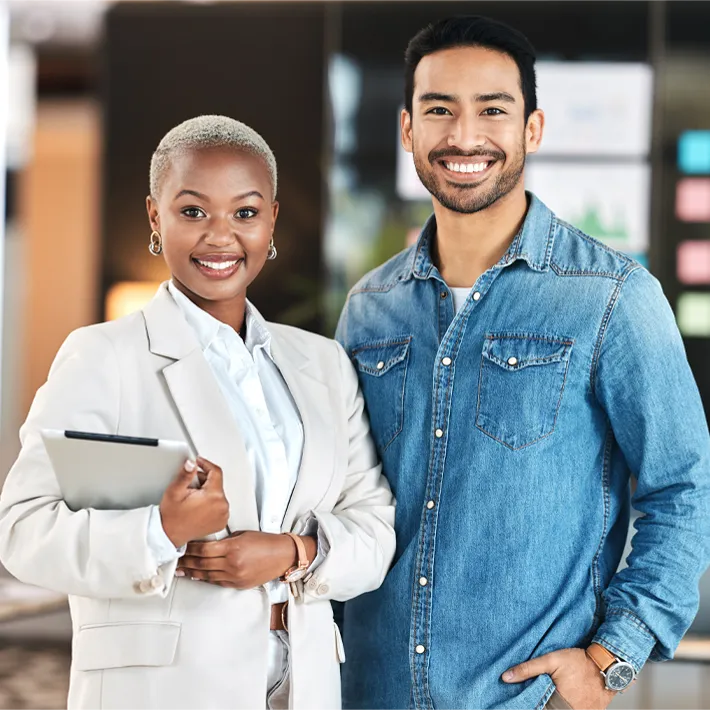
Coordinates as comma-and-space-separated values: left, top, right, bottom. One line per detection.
146, 147, 278, 307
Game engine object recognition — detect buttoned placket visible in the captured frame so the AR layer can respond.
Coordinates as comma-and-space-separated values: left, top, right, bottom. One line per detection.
218, 333, 293, 535
409, 267, 504, 710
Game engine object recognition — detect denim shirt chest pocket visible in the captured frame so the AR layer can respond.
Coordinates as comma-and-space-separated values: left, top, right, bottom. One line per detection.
476, 334, 573, 450
351, 337, 411, 453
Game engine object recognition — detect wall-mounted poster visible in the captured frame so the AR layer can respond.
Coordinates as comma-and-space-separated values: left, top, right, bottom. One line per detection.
535, 62, 653, 158
525, 162, 651, 254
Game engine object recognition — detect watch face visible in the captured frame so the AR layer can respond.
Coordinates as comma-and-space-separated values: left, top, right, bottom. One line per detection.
606, 662, 635, 691
283, 567, 307, 583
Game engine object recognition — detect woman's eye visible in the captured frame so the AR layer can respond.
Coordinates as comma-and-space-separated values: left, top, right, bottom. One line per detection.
181, 207, 205, 219
427, 107, 452, 116
236, 208, 258, 219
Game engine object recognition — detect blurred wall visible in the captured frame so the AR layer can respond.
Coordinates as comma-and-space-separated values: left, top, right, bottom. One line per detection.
0, 100, 100, 486
19, 101, 100, 416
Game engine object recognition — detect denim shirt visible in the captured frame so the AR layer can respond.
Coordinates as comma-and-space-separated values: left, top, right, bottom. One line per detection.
335, 194, 710, 710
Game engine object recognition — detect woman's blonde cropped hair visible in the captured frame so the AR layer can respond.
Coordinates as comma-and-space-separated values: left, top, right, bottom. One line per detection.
149, 115, 278, 200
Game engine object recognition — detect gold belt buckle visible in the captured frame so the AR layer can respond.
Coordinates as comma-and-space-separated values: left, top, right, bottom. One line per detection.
281, 600, 289, 632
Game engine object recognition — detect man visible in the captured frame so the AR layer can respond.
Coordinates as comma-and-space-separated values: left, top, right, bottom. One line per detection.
335, 15, 710, 710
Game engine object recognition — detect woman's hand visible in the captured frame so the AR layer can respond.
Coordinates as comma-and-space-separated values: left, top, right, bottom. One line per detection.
159, 457, 230, 549
177, 531, 317, 589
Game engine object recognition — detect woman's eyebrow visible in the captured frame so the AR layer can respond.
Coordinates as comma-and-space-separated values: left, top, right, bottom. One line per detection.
174, 189, 209, 202
173, 189, 264, 201
234, 190, 265, 201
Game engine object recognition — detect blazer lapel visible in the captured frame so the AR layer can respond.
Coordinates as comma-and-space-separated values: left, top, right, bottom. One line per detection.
143, 284, 260, 532
272, 330, 336, 532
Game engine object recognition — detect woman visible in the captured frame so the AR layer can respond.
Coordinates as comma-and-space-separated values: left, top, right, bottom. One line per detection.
0, 115, 396, 710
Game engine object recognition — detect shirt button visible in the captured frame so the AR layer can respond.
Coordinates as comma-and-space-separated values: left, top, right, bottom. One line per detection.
435, 428, 444, 438
508, 357, 518, 366
317, 584, 330, 595
376, 361, 385, 370
442, 357, 452, 366
419, 577, 428, 586
440, 291, 448, 299
415, 645, 426, 654
473, 291, 481, 301
307, 578, 318, 591
149, 574, 164, 590
426, 500, 435, 509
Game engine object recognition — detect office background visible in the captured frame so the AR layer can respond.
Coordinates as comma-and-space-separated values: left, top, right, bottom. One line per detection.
1, 1, 710, 707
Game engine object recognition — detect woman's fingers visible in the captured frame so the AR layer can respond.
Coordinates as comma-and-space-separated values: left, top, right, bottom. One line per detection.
196, 457, 224, 491
178, 555, 225, 571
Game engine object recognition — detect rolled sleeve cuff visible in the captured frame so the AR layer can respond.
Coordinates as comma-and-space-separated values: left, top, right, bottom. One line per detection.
297, 512, 330, 574
591, 609, 659, 673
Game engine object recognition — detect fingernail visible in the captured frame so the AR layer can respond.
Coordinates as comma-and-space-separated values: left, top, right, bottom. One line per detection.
175, 569, 185, 577
185, 460, 196, 472
502, 671, 514, 682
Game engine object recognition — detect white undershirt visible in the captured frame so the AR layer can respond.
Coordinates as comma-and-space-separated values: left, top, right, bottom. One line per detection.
450, 286, 473, 315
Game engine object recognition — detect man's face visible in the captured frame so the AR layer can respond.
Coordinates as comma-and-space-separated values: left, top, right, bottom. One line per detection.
402, 46, 543, 214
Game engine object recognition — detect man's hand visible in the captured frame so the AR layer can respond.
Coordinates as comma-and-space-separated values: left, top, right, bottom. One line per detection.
502, 648, 616, 710
159, 457, 230, 549
176, 531, 317, 589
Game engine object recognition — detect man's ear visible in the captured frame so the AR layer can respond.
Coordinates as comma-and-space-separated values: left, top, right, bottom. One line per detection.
401, 108, 414, 154
525, 109, 545, 156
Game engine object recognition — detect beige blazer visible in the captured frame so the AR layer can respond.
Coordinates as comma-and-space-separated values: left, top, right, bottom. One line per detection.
0, 283, 396, 710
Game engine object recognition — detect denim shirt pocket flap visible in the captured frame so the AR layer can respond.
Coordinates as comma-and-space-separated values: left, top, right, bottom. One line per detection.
482, 335, 572, 372
352, 337, 411, 377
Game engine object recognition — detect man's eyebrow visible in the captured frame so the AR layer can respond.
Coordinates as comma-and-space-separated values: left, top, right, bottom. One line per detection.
475, 92, 517, 104
418, 92, 459, 103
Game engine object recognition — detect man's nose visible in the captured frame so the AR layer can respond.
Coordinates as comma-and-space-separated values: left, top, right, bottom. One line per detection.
448, 115, 487, 152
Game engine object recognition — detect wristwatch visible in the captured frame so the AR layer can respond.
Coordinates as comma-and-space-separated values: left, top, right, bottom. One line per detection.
586, 643, 636, 692
280, 532, 310, 583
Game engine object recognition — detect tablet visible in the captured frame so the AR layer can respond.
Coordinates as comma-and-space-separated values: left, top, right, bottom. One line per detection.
41, 429, 192, 511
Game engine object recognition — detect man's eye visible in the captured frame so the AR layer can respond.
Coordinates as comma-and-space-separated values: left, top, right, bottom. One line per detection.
181, 207, 205, 219
236, 208, 258, 219
426, 107, 452, 116
483, 108, 505, 116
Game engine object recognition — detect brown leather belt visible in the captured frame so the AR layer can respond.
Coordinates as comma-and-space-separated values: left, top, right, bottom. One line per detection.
270, 601, 289, 632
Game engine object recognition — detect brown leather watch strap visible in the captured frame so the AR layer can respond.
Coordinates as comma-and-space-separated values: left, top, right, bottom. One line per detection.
586, 643, 617, 672
284, 532, 309, 567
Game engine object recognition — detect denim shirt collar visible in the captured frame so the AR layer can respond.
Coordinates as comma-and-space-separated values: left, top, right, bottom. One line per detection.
408, 192, 555, 281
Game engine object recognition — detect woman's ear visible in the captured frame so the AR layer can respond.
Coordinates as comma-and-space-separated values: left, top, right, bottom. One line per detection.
146, 195, 160, 232
271, 201, 280, 228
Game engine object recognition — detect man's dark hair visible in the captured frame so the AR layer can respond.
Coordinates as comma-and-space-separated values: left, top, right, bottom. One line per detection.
404, 15, 538, 121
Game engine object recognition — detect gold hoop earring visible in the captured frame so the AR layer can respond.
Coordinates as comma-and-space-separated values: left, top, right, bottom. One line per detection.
267, 238, 277, 261
149, 230, 163, 256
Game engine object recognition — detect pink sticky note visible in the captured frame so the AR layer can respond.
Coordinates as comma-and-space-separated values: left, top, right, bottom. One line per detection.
676, 178, 710, 222
677, 241, 710, 285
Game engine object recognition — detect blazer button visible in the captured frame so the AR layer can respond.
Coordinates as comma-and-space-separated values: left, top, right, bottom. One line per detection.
137, 579, 152, 594
150, 574, 164, 591
317, 584, 330, 595
306, 579, 318, 591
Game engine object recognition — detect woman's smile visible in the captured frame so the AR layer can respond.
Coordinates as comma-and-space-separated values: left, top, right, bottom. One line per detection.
192, 252, 245, 280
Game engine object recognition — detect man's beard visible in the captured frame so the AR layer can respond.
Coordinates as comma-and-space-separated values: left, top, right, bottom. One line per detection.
413, 139, 526, 214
